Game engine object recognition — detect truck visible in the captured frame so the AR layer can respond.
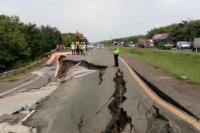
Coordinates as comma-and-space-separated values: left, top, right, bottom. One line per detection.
152, 33, 173, 49
138, 39, 154, 48
193, 38, 200, 51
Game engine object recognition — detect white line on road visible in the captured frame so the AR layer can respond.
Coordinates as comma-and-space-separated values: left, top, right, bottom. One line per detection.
0, 74, 41, 97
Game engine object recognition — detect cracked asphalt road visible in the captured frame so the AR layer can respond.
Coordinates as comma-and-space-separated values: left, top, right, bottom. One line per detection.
25, 48, 199, 133
0, 66, 54, 97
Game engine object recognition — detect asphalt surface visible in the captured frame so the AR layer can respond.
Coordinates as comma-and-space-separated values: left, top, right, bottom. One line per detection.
0, 66, 54, 97
121, 53, 200, 119
22, 48, 199, 133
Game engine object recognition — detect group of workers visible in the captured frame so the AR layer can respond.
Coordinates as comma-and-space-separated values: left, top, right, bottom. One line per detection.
47, 41, 120, 79
71, 42, 87, 55
71, 41, 120, 67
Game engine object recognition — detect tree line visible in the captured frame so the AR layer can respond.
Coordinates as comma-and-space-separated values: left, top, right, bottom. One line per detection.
102, 19, 200, 45
0, 15, 87, 72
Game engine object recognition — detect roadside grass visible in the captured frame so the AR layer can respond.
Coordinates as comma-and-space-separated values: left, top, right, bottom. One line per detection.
120, 47, 200, 85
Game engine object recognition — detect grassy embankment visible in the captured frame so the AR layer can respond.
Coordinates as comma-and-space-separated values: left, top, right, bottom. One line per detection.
120, 47, 200, 85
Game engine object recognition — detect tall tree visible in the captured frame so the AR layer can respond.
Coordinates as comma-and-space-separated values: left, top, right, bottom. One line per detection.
0, 15, 29, 71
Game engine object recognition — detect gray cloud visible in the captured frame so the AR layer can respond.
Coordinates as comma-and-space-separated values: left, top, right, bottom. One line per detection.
0, 0, 200, 42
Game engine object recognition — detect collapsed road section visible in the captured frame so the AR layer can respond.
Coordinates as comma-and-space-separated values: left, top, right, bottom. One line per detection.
100, 69, 176, 133
102, 69, 134, 133
0, 59, 108, 133
74, 67, 179, 133
1, 48, 199, 133
56, 59, 107, 84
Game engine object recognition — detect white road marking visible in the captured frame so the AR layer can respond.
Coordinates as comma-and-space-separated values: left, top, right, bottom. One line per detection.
0, 73, 41, 97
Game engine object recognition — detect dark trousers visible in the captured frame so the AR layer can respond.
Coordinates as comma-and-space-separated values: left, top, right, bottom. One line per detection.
76, 48, 80, 55
80, 50, 83, 55
114, 54, 119, 67
72, 50, 75, 55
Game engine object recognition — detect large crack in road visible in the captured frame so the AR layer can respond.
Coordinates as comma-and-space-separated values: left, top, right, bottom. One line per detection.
100, 68, 190, 133
102, 69, 134, 133
99, 68, 174, 133
137, 101, 175, 133
1, 57, 199, 133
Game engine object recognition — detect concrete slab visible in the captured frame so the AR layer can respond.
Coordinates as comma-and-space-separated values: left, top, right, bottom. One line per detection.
0, 82, 58, 115
0, 122, 33, 133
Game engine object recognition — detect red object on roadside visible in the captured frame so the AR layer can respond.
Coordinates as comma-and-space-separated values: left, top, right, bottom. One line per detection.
46, 51, 72, 65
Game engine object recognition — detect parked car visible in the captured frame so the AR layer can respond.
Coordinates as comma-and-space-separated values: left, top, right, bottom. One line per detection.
177, 41, 192, 49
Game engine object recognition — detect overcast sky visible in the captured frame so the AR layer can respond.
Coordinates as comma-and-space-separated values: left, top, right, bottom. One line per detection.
0, 0, 200, 42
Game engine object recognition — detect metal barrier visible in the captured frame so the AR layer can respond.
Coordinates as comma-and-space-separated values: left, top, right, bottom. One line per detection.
0, 58, 47, 78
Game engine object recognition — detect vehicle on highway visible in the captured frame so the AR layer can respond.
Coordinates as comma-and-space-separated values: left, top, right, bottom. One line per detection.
146, 39, 154, 48
97, 43, 104, 48
163, 42, 174, 49
123, 41, 135, 47
177, 41, 192, 49
193, 37, 200, 51
128, 44, 135, 47
138, 39, 154, 48
138, 39, 146, 48
152, 33, 173, 49
87, 44, 94, 49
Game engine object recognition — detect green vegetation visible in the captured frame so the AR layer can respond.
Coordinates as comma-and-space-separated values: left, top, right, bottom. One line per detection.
62, 32, 86, 47
146, 20, 200, 43
102, 20, 200, 45
0, 15, 87, 72
120, 47, 200, 84
102, 35, 146, 46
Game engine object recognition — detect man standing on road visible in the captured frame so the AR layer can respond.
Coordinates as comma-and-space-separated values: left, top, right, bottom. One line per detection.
71, 42, 75, 55
83, 42, 86, 55
76, 42, 80, 55
113, 42, 120, 67
80, 42, 83, 55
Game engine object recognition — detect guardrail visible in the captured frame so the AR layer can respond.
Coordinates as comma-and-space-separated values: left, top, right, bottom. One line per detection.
0, 58, 47, 79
